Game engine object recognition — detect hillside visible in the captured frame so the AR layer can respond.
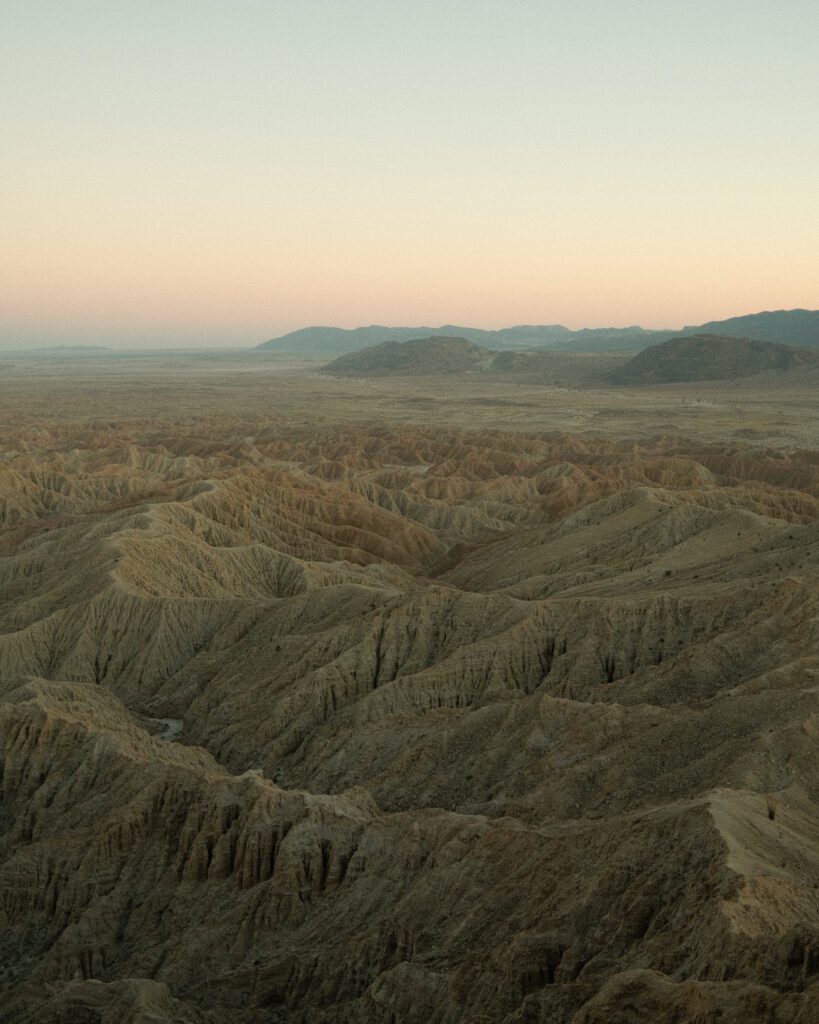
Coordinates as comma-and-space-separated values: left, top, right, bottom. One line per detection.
682, 309, 819, 348
611, 333, 819, 384
321, 335, 493, 376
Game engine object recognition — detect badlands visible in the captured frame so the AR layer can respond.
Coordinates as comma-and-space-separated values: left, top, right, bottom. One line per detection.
2, 350, 819, 1022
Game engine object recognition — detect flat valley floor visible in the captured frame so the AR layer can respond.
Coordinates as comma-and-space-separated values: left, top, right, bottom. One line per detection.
2, 353, 819, 1023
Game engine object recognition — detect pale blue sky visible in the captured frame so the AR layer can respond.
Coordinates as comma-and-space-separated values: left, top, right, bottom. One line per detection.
2, 1, 817, 347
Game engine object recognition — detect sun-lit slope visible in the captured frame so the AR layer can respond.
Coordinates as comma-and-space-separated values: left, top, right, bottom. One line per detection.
2, 420, 819, 1021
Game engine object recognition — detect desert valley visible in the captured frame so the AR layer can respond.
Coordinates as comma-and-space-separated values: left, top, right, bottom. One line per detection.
2, 320, 819, 1022
5, 1, 818, 1018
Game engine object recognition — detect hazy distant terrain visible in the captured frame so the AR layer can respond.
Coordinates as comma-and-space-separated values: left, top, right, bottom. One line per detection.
323, 330, 819, 387
321, 335, 493, 376
1, 344, 115, 357
688, 309, 819, 348
322, 336, 630, 385
258, 309, 819, 357
259, 322, 671, 355
611, 334, 819, 384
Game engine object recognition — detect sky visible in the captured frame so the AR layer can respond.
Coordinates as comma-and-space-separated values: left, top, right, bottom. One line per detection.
1, 1, 817, 349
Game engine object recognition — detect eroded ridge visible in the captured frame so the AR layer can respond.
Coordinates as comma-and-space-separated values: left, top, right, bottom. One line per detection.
2, 418, 818, 1022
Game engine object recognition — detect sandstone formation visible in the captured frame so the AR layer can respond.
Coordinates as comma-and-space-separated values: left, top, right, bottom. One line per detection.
2, 388, 818, 1021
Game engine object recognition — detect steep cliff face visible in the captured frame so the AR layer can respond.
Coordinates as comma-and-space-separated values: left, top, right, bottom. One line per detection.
1, 421, 819, 1022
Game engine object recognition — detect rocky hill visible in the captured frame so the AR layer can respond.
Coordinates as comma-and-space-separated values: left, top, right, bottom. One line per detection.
321, 335, 493, 376
611, 334, 819, 384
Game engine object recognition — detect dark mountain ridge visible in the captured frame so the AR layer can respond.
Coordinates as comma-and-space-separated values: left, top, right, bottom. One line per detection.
683, 309, 819, 348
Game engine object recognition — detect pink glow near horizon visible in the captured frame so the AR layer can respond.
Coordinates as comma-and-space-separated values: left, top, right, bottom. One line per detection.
2, 1, 817, 347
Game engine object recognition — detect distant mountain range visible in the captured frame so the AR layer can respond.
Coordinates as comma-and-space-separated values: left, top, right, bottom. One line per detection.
259, 323, 668, 355
686, 310, 819, 349
20, 345, 114, 357
258, 309, 819, 356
